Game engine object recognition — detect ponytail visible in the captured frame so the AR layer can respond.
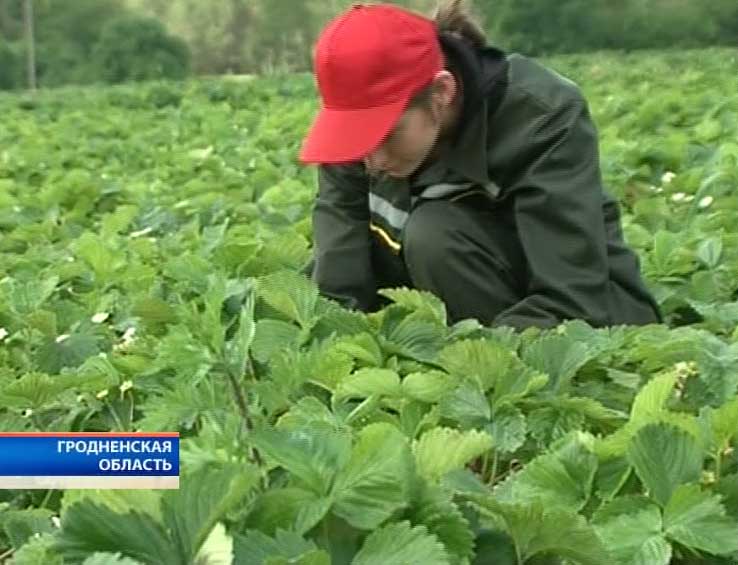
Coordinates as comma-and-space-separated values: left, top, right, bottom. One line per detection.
432, 0, 487, 49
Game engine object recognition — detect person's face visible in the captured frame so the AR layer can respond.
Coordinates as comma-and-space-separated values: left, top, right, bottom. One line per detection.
363, 71, 457, 179
363, 106, 440, 178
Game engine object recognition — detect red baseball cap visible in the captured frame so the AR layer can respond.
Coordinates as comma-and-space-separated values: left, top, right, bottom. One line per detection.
299, 3, 443, 164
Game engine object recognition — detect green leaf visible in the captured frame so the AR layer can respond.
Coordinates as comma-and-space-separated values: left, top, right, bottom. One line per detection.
0, 372, 82, 409
305, 344, 354, 392
245, 488, 331, 537
596, 372, 685, 458
276, 397, 343, 432
494, 432, 598, 512
61, 490, 162, 523
378, 287, 447, 326
413, 427, 493, 481
528, 405, 585, 446
36, 333, 102, 373
594, 457, 632, 501
335, 368, 401, 401
331, 423, 413, 530
716, 473, 738, 519
490, 364, 548, 410
705, 397, 738, 450
132, 296, 179, 331
334, 333, 384, 367
468, 496, 611, 565
233, 529, 320, 565
402, 371, 456, 404
522, 333, 593, 393
162, 464, 259, 564
257, 270, 319, 329
631, 373, 678, 423
73, 232, 125, 283
54, 501, 174, 565
592, 496, 670, 565
438, 380, 490, 427
251, 425, 350, 496
351, 521, 449, 565
11, 533, 63, 565
627, 423, 703, 506
438, 339, 516, 391
1, 508, 54, 549
2, 276, 59, 315
696, 237, 723, 269
224, 289, 256, 376
314, 298, 372, 338
487, 405, 527, 453
195, 522, 234, 565
82, 553, 145, 565
265, 550, 330, 565
380, 317, 445, 363
663, 483, 738, 555
251, 319, 301, 364
408, 483, 474, 564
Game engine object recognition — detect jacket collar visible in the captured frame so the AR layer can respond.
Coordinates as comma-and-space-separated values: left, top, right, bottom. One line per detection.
409, 35, 509, 191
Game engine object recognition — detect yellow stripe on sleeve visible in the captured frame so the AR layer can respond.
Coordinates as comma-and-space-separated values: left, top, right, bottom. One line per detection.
369, 222, 402, 253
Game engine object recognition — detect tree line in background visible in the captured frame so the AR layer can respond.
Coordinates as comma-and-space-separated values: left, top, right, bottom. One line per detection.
1, 0, 737, 90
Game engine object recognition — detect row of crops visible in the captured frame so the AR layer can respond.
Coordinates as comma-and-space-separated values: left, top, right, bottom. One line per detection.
0, 47, 737, 564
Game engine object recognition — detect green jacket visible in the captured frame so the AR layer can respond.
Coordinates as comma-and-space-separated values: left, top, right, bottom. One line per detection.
310, 35, 662, 329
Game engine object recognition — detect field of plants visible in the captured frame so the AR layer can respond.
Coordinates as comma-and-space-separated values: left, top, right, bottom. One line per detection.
0, 47, 737, 564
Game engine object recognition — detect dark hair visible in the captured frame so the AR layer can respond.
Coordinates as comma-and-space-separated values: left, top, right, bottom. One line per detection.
433, 0, 487, 49
408, 0, 487, 109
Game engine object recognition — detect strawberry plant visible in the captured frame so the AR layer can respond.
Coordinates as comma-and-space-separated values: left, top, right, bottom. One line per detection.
0, 48, 737, 564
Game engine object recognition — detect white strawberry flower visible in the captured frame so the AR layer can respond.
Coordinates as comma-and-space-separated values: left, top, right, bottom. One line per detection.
671, 192, 686, 202
122, 327, 136, 342
21, 408, 33, 417
119, 380, 134, 393
114, 327, 137, 351
0, 327, 8, 342
96, 389, 109, 399
55, 334, 70, 343
661, 171, 676, 184
91, 312, 110, 324
51, 516, 61, 529
698, 196, 714, 209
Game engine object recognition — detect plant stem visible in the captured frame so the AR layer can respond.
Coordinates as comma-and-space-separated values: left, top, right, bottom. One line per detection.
225, 356, 262, 467
107, 402, 125, 432
715, 451, 722, 481
481, 452, 490, 481
39, 488, 53, 509
488, 452, 499, 486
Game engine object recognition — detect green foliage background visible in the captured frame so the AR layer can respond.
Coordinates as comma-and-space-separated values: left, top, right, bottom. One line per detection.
1, 0, 737, 89
0, 47, 737, 564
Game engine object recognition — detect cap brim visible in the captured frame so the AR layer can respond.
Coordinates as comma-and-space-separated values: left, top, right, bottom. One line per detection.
299, 98, 408, 164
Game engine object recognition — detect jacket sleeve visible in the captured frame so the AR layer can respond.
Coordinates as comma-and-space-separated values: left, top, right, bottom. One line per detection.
492, 96, 613, 330
311, 162, 377, 311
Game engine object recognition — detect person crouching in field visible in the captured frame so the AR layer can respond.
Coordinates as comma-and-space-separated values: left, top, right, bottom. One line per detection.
298, 0, 662, 331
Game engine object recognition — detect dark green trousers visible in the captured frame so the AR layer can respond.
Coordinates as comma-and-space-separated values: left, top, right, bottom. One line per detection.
307, 192, 661, 328
370, 193, 527, 323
